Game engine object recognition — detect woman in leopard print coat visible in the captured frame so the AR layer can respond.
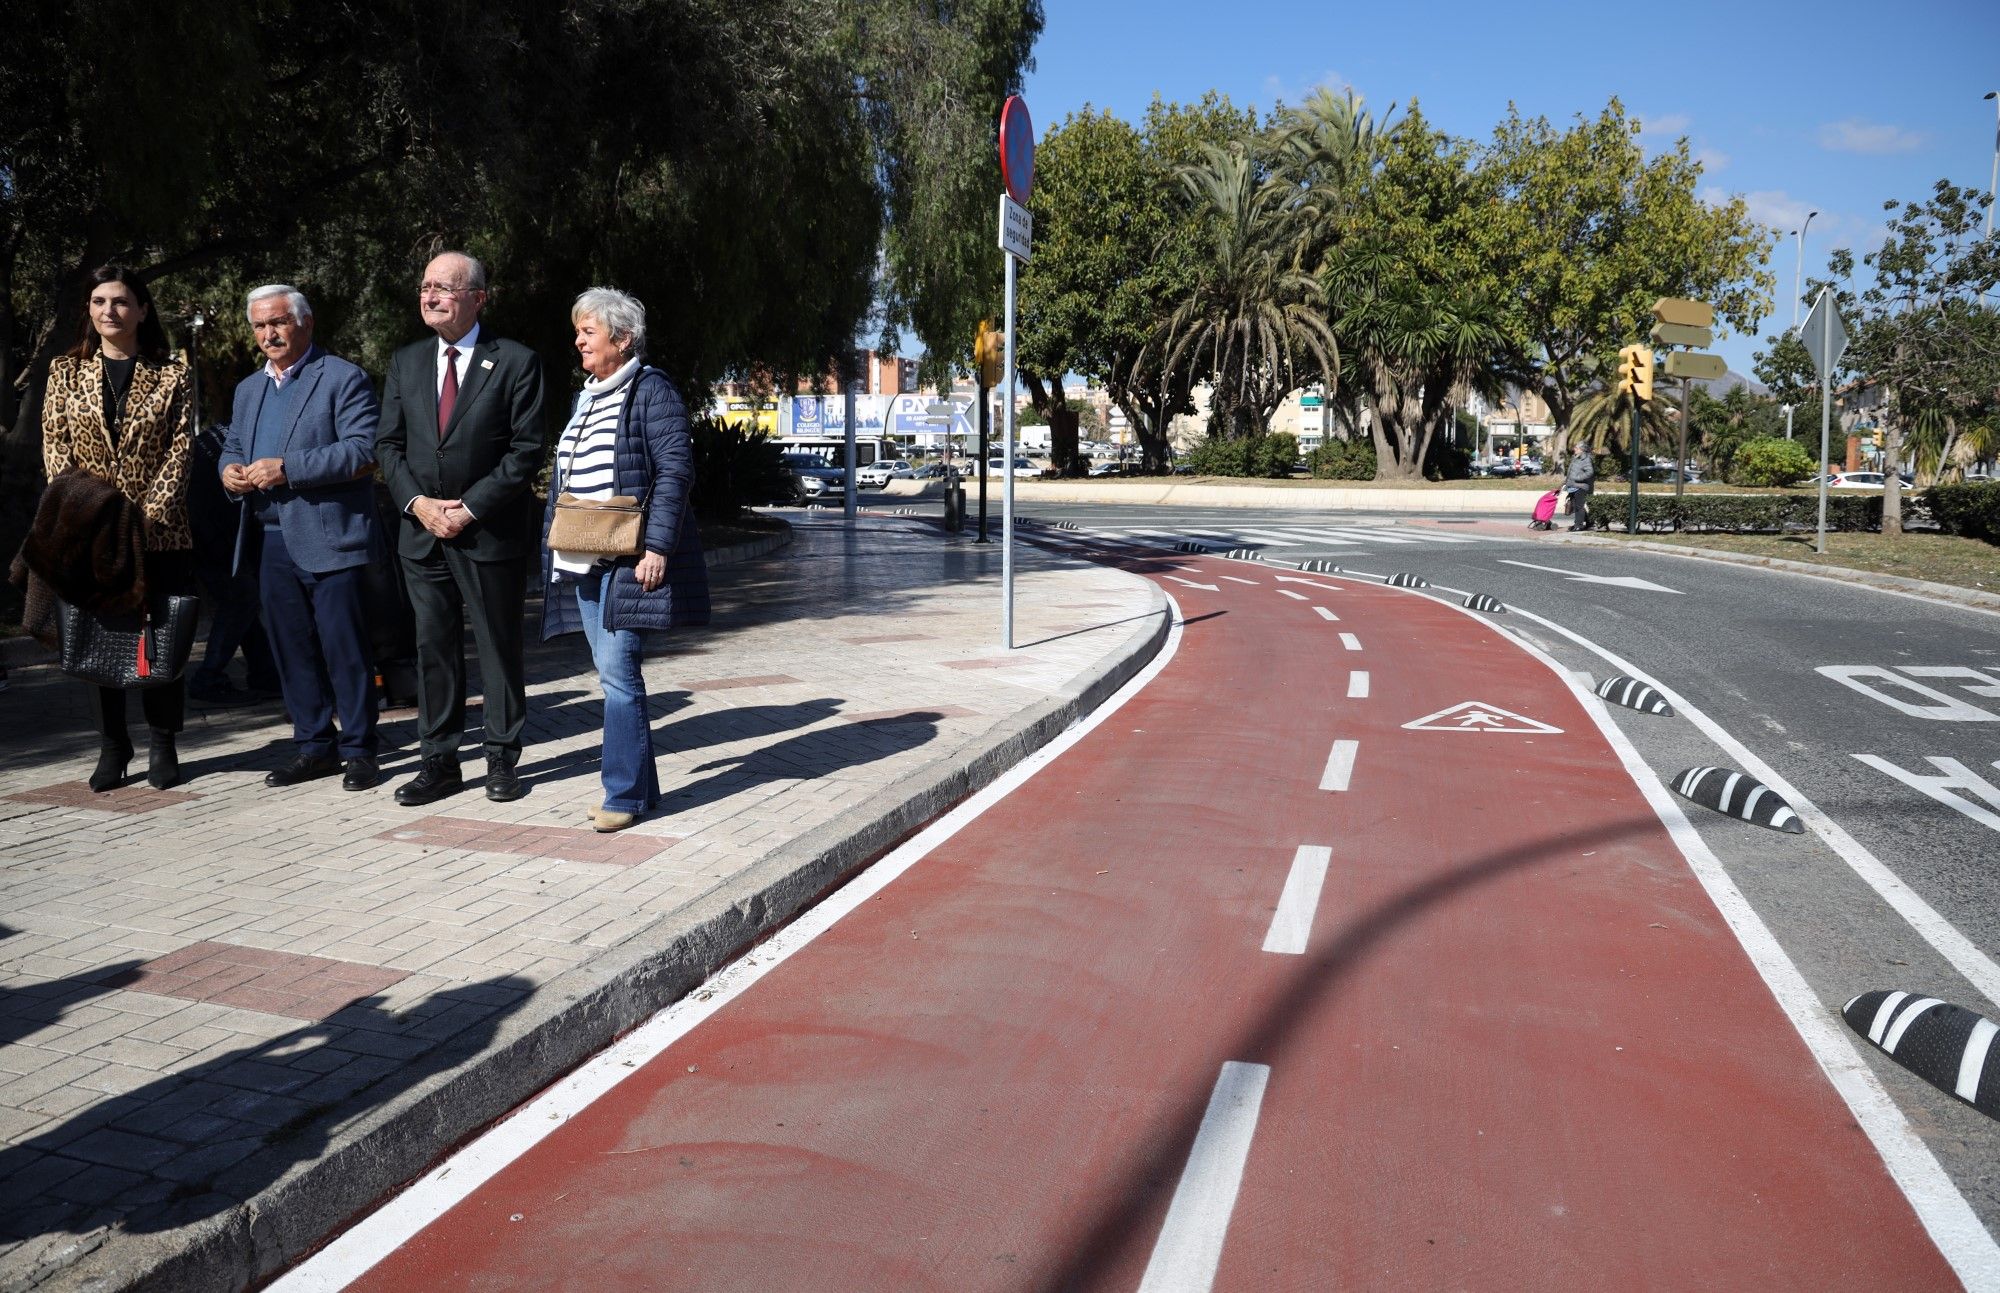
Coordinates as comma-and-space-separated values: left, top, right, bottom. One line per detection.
41, 265, 197, 791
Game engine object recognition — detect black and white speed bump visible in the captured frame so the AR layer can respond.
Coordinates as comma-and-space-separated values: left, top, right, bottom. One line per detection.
1176, 540, 1215, 553
1295, 558, 1340, 573
1224, 548, 1263, 562
1670, 766, 1803, 833
1385, 572, 1429, 589
1596, 675, 1674, 716
1463, 593, 1505, 613
1843, 990, 2000, 1120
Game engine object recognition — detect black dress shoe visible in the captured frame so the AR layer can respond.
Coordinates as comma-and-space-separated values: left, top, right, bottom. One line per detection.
395, 758, 463, 807
89, 743, 132, 793
266, 753, 341, 787
342, 757, 379, 792
485, 758, 524, 803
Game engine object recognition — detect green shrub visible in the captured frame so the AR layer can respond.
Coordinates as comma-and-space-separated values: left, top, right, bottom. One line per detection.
1308, 437, 1377, 480
690, 416, 795, 520
1595, 493, 1882, 533
1924, 482, 2000, 544
1186, 434, 1298, 478
1726, 437, 1816, 487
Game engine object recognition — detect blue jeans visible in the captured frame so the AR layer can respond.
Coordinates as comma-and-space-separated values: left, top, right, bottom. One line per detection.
575, 569, 658, 813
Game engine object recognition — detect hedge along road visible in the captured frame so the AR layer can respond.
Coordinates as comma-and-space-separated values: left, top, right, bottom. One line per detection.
276, 538, 1984, 1290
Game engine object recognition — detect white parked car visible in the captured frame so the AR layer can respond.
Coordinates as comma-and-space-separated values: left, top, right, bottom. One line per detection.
856, 459, 911, 488
1814, 471, 1886, 489
981, 455, 1042, 478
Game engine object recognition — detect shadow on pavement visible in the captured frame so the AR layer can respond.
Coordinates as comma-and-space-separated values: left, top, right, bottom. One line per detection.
665, 708, 944, 814
0, 959, 145, 1050
0, 974, 533, 1246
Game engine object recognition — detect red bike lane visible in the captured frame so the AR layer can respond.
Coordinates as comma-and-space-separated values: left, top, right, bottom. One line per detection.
324, 552, 1957, 1291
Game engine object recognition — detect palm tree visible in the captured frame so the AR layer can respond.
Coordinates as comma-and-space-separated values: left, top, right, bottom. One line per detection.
1562, 384, 1680, 459
1137, 144, 1339, 440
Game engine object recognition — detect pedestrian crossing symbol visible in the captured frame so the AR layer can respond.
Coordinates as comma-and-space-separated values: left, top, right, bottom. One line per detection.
1402, 701, 1563, 734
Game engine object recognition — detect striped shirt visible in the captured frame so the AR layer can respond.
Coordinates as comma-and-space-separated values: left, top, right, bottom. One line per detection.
556, 392, 622, 499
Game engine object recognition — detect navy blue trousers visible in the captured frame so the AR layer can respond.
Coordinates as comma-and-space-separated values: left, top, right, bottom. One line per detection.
259, 525, 378, 760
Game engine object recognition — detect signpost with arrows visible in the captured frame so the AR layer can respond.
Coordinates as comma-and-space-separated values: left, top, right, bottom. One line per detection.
1650, 298, 1721, 504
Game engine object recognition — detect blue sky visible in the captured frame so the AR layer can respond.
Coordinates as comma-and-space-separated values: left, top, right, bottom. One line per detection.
1015, 0, 2000, 380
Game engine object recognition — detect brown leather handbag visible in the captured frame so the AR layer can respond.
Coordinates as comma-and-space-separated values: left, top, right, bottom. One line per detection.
548, 492, 644, 555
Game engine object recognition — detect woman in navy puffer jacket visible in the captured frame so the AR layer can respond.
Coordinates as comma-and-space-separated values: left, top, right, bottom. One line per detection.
540, 287, 709, 831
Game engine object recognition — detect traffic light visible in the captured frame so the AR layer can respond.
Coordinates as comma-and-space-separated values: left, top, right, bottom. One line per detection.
975, 319, 1005, 388
1616, 343, 1655, 403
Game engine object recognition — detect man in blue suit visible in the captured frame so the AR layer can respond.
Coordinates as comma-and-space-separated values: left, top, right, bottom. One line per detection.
222, 285, 383, 791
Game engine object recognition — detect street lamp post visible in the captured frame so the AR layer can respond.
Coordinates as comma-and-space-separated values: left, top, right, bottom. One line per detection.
1792, 210, 1818, 331
1984, 91, 1998, 303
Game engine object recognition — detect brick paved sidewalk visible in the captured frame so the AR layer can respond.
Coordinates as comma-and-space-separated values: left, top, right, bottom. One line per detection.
0, 513, 1166, 1292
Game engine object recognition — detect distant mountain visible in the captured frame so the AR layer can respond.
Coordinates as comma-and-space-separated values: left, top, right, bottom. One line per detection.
1689, 369, 1768, 398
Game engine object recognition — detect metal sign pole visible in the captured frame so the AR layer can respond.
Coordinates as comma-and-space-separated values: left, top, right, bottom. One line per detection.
977, 380, 990, 542
1675, 378, 1690, 502
1816, 331, 1833, 555
1627, 400, 1642, 534
1002, 252, 1018, 650
844, 359, 858, 521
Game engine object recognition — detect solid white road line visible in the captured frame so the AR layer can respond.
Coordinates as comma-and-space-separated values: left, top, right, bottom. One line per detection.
1338, 632, 1362, 651
267, 605, 1190, 1292
1442, 594, 2000, 1287
1277, 589, 1309, 601
1219, 574, 1260, 585
1500, 603, 2000, 1013
1347, 671, 1370, 699
1319, 739, 1358, 791
1312, 606, 1340, 621
1262, 846, 1332, 955
1136, 1061, 1272, 1293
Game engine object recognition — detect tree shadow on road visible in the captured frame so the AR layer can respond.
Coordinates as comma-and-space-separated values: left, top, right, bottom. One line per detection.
661, 707, 944, 814
1035, 815, 1663, 1290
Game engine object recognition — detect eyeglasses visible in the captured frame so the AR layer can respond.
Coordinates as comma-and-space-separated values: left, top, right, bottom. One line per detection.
417, 282, 478, 296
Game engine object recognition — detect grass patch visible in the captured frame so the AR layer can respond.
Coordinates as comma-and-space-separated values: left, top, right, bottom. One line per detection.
1609, 530, 2000, 594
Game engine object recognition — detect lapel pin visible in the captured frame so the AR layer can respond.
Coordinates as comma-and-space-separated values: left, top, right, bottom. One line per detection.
480, 359, 494, 369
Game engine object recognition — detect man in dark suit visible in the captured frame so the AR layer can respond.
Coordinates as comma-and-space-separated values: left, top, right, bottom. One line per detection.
221, 284, 382, 790
375, 251, 547, 805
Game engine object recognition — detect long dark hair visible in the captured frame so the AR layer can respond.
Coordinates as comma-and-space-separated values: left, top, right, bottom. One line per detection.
67, 265, 172, 362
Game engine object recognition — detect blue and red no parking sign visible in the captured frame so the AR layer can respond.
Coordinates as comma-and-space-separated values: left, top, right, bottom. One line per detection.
1000, 96, 1033, 205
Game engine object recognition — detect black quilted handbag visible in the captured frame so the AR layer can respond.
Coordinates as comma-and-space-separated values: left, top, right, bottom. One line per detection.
56, 595, 200, 689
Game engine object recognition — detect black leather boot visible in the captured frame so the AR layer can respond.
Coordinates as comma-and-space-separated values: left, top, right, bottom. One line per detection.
89, 741, 132, 793
147, 730, 180, 791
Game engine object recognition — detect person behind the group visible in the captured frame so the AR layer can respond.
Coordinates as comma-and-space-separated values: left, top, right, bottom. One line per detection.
185, 410, 283, 708
40, 266, 197, 791
374, 252, 547, 806
540, 287, 707, 832
1563, 444, 1596, 532
220, 284, 384, 791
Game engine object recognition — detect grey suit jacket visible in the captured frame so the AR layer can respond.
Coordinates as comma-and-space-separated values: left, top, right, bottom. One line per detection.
221, 346, 381, 575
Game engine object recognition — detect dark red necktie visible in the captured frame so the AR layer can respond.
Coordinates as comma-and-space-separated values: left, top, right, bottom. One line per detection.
438, 345, 460, 438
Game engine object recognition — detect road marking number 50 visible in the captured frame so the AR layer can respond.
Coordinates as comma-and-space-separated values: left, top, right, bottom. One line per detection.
1815, 665, 2000, 721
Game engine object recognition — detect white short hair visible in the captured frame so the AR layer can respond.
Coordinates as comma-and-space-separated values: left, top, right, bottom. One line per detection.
572, 287, 647, 357
246, 283, 312, 324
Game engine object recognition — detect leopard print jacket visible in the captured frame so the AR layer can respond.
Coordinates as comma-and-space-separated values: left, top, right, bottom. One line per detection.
42, 353, 195, 551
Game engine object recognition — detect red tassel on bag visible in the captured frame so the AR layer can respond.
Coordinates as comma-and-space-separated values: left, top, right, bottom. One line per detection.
135, 606, 151, 679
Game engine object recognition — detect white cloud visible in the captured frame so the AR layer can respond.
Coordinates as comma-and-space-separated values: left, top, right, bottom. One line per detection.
1706, 187, 1887, 257
1635, 112, 1691, 141
1694, 146, 1730, 173
1817, 119, 1928, 155
1260, 69, 1352, 110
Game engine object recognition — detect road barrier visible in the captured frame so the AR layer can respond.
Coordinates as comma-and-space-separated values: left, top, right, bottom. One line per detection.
1670, 766, 1803, 833
1595, 675, 1675, 716
1843, 991, 2000, 1121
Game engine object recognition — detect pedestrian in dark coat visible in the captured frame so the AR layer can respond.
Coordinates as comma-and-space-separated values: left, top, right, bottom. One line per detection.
540, 287, 708, 831
1562, 446, 1597, 532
